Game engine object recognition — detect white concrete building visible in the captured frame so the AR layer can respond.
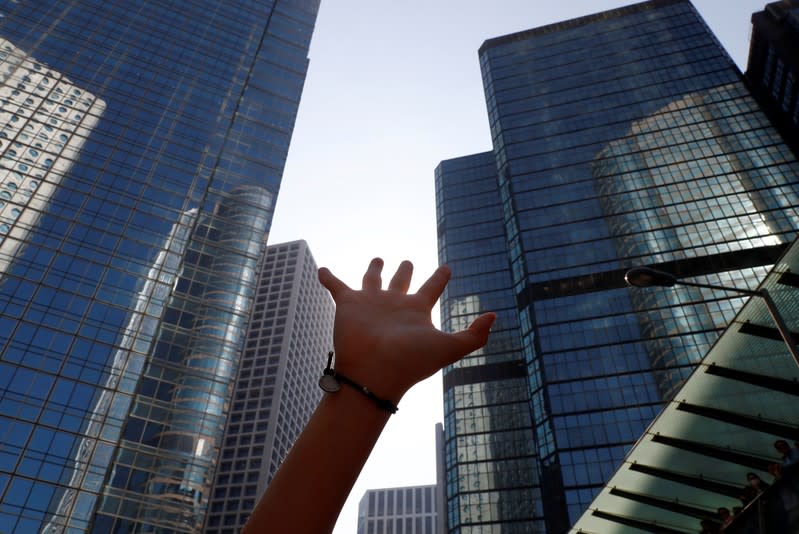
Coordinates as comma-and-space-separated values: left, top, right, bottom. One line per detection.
205, 240, 335, 533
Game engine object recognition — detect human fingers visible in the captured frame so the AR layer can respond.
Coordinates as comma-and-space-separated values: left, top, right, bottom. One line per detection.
362, 257, 384, 290
388, 260, 413, 293
416, 265, 451, 306
448, 312, 496, 359
318, 267, 350, 300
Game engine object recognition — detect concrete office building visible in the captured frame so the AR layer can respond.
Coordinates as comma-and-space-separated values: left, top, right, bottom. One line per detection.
358, 485, 441, 534
437, 1, 799, 532
357, 424, 449, 534
205, 240, 334, 533
0, 1, 319, 532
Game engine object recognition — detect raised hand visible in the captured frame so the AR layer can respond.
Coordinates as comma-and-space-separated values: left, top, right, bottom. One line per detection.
318, 258, 495, 405
245, 257, 495, 534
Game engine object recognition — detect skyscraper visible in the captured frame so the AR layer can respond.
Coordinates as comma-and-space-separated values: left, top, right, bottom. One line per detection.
745, 0, 799, 156
436, 153, 543, 532
0, 1, 319, 532
205, 240, 334, 533
437, 1, 799, 532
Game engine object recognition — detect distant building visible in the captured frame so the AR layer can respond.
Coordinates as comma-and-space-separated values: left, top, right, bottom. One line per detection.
746, 0, 799, 156
357, 485, 440, 534
358, 424, 448, 534
434, 423, 448, 534
205, 240, 334, 533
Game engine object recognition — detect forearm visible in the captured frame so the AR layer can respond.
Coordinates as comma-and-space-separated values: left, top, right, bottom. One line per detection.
243, 386, 393, 534
240, 259, 493, 532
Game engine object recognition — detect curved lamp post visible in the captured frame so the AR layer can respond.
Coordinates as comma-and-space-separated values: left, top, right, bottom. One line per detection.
625, 266, 799, 368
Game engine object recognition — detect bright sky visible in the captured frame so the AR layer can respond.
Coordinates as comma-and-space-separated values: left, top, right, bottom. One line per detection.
267, 1, 766, 531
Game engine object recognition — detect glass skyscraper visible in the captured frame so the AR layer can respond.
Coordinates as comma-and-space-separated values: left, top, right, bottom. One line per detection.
0, 1, 319, 532
745, 0, 799, 157
436, 153, 543, 532
437, 1, 799, 532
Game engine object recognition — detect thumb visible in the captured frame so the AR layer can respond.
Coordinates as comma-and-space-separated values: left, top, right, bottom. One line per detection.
451, 312, 496, 355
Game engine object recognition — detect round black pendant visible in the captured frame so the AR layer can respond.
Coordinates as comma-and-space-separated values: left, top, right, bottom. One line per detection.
319, 374, 341, 393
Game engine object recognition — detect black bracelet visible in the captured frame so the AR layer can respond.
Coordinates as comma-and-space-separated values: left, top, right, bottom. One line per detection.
318, 352, 398, 414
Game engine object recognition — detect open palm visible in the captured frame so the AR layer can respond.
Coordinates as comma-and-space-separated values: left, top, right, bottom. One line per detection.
318, 258, 495, 404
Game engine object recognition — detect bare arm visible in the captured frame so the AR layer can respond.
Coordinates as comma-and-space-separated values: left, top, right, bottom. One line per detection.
242, 258, 495, 533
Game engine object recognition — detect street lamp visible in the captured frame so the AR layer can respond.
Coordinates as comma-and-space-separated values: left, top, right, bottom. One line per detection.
625, 266, 799, 368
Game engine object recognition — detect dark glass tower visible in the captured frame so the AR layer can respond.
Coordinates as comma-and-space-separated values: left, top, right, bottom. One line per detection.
745, 0, 799, 156
437, 1, 799, 532
0, 1, 319, 532
437, 153, 544, 533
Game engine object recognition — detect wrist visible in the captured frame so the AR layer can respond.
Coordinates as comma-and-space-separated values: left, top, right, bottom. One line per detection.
337, 368, 407, 406
320, 374, 396, 421
320, 352, 404, 412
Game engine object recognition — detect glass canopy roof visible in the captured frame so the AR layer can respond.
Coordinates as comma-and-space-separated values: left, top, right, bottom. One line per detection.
571, 238, 799, 533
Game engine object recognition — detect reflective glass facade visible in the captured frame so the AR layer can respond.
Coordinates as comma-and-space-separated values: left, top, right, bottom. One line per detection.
438, 1, 799, 532
745, 0, 799, 157
437, 153, 544, 533
0, 1, 319, 532
571, 238, 799, 533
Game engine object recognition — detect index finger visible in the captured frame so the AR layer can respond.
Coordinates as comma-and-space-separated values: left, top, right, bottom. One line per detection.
415, 265, 451, 306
